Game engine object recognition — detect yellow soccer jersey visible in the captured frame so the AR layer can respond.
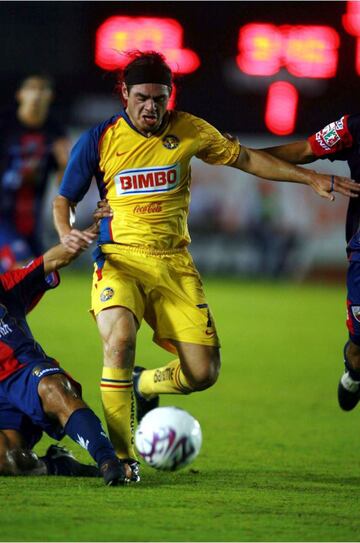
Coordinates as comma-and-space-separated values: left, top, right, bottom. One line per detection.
59, 109, 240, 250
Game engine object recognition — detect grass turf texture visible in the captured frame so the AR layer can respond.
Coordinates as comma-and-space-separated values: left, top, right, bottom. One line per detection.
1, 271, 360, 542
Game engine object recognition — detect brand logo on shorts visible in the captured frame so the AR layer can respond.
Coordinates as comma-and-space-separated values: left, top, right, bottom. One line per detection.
100, 287, 114, 302
32, 365, 59, 378
162, 135, 179, 149
114, 163, 180, 196
351, 306, 360, 322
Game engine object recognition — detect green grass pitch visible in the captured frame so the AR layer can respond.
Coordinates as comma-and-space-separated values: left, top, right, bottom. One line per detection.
1, 271, 360, 542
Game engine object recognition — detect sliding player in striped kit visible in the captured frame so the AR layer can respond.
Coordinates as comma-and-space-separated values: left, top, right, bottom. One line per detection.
53, 52, 360, 481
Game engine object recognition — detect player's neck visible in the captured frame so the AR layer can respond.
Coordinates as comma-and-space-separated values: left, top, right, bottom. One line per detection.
17, 106, 47, 128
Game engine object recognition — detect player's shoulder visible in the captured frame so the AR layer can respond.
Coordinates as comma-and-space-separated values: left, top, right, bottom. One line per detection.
89, 112, 123, 137
170, 110, 213, 133
83, 112, 124, 147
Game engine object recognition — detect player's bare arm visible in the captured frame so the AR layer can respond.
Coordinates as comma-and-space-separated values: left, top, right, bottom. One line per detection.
53, 194, 96, 253
43, 230, 97, 274
232, 145, 360, 201
262, 140, 316, 164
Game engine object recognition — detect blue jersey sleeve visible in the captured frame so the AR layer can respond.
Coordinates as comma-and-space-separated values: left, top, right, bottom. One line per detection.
59, 129, 100, 203
59, 114, 121, 203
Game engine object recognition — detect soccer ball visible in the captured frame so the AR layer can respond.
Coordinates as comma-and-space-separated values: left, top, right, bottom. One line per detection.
135, 406, 202, 471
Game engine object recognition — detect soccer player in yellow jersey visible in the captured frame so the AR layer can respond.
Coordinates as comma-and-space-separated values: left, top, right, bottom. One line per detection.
53, 51, 360, 481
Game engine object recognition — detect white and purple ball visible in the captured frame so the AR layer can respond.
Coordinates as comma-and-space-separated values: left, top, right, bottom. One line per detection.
135, 406, 202, 471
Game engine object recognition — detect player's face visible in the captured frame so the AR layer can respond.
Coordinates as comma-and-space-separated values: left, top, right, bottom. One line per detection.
16, 77, 53, 115
122, 83, 171, 135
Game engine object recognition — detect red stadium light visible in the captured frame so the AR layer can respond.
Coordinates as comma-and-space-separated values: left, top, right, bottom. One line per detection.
237, 23, 339, 78
342, 1, 360, 35
342, 1, 360, 75
95, 16, 200, 74
265, 81, 298, 135
285, 26, 339, 78
237, 24, 282, 76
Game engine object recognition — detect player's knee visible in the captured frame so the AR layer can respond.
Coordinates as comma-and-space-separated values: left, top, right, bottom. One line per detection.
38, 374, 82, 415
104, 334, 136, 366
187, 353, 221, 391
346, 339, 360, 370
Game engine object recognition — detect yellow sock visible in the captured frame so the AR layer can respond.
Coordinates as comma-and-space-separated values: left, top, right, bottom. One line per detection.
100, 367, 136, 459
139, 359, 192, 398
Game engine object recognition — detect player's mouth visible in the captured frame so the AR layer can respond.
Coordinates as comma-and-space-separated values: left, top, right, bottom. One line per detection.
142, 115, 158, 127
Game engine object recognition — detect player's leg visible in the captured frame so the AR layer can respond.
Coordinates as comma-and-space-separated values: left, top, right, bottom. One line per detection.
134, 250, 221, 420
134, 342, 220, 420
3, 364, 127, 484
37, 372, 129, 484
338, 260, 360, 410
96, 306, 138, 461
91, 253, 145, 462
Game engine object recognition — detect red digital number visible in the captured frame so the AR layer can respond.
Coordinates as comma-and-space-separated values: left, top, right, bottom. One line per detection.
95, 16, 200, 74
237, 23, 339, 79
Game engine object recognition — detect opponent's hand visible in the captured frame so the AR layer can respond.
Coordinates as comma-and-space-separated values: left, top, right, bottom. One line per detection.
60, 229, 97, 255
309, 173, 360, 201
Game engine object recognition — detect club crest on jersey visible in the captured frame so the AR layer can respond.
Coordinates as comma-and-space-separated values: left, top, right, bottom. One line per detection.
100, 287, 114, 302
316, 118, 344, 150
114, 163, 180, 196
162, 135, 179, 149
351, 306, 360, 322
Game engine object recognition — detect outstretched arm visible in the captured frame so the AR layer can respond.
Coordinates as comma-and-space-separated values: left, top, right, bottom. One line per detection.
231, 145, 360, 201
261, 140, 316, 165
43, 229, 97, 275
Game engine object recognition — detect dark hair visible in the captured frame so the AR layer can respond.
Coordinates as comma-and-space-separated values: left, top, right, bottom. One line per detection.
116, 50, 173, 104
17, 73, 55, 91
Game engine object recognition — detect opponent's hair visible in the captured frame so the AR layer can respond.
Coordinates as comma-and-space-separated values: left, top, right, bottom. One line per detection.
116, 51, 173, 104
17, 73, 55, 91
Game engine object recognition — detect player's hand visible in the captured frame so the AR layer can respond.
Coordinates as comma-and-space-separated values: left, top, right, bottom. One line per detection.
94, 200, 113, 222
309, 173, 360, 201
60, 229, 97, 254
86, 200, 113, 234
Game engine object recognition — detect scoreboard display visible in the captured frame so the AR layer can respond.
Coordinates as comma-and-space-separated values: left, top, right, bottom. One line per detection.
93, 1, 360, 136
1, 1, 360, 135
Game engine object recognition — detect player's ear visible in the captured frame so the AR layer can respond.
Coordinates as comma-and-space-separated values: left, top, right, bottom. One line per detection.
122, 82, 129, 101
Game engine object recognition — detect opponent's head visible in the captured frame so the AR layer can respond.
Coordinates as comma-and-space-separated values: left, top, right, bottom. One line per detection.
16, 74, 54, 119
119, 51, 173, 136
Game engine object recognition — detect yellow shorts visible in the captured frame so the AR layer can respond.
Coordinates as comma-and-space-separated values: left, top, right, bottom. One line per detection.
91, 245, 220, 354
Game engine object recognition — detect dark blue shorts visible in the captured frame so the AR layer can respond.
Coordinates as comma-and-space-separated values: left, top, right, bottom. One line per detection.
346, 260, 360, 346
0, 361, 67, 449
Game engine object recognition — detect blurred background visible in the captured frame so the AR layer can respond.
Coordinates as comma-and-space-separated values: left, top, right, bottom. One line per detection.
2, 0, 359, 279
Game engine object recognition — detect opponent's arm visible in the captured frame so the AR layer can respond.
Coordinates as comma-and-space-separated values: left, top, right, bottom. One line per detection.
261, 140, 316, 164
42, 230, 97, 275
231, 146, 360, 201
